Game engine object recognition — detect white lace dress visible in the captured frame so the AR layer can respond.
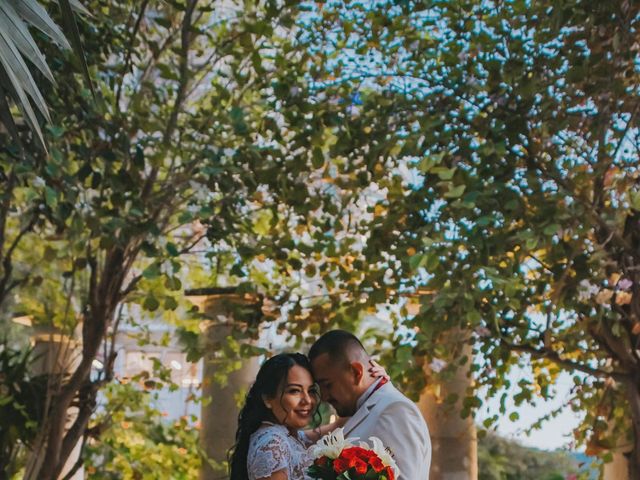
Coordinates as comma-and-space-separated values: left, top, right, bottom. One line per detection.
247, 423, 314, 480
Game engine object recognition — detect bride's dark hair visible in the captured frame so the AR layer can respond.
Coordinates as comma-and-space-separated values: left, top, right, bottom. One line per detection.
228, 352, 316, 480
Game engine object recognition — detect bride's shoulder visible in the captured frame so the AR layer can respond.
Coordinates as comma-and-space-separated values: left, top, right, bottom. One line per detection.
250, 424, 289, 446
247, 425, 299, 479
248, 424, 295, 463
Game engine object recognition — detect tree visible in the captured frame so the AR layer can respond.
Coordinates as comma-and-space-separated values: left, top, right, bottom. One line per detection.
477, 431, 584, 480
295, 0, 640, 476
1, 0, 302, 476
0, 0, 413, 477
7, 0, 637, 477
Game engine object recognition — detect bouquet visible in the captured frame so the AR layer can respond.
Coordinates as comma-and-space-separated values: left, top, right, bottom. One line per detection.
308, 428, 401, 480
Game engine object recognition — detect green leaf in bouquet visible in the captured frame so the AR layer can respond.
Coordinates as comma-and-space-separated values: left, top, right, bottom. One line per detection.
307, 465, 321, 476
364, 469, 380, 480
307, 462, 337, 480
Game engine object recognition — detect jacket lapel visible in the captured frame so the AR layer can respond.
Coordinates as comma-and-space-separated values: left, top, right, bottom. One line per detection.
342, 382, 390, 437
342, 404, 370, 437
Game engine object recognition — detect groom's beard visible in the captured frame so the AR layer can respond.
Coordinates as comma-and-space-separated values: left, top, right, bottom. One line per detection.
334, 403, 357, 417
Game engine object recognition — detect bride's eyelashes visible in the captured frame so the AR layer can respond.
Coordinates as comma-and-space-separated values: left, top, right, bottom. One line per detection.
284, 383, 318, 398
285, 386, 319, 400
284, 388, 304, 398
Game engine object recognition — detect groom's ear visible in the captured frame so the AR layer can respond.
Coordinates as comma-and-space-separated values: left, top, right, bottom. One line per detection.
350, 361, 365, 385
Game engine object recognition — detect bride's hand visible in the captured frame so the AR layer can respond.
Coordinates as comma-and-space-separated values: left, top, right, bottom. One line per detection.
368, 359, 390, 380
334, 416, 349, 427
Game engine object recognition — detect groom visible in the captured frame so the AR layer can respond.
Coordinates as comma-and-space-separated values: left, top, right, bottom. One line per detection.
309, 330, 431, 480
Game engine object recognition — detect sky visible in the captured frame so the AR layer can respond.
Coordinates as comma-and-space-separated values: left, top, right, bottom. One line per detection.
479, 368, 583, 451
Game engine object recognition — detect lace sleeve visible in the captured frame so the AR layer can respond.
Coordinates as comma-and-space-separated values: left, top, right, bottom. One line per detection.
248, 428, 291, 479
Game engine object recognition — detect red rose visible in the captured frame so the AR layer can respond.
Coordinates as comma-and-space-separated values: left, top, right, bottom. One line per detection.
385, 466, 395, 480
368, 456, 385, 472
354, 447, 374, 460
314, 456, 328, 467
341, 447, 372, 460
348, 457, 368, 475
340, 447, 358, 460
333, 458, 349, 474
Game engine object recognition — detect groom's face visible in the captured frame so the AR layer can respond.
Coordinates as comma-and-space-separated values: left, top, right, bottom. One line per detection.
311, 353, 361, 417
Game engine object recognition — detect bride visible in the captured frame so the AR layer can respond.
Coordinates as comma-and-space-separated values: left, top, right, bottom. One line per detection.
228, 352, 385, 480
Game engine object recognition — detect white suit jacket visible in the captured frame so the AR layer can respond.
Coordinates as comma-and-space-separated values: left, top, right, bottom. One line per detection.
342, 382, 431, 480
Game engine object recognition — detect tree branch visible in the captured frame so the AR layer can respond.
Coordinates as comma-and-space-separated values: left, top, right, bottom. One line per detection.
58, 407, 92, 480
59, 432, 87, 480
599, 316, 638, 369
500, 338, 629, 382
0, 214, 38, 304
162, 0, 198, 146
115, 0, 150, 108
140, 1, 198, 202
526, 150, 633, 252
0, 165, 16, 260
133, 27, 180, 95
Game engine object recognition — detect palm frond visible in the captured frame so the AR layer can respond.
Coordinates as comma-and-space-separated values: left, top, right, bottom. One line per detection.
0, 59, 45, 148
0, 2, 54, 83
68, 0, 91, 17
0, 22, 50, 120
12, 0, 70, 49
0, 0, 89, 152
57, 0, 94, 99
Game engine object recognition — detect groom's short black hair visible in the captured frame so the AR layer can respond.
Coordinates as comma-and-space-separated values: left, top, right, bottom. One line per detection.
308, 330, 367, 364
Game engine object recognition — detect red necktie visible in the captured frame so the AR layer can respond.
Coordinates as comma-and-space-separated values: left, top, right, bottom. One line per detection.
373, 377, 389, 393
361, 377, 389, 405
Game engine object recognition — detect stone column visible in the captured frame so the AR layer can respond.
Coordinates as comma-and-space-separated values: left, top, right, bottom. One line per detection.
29, 328, 84, 480
187, 290, 262, 480
417, 339, 478, 480
603, 452, 629, 480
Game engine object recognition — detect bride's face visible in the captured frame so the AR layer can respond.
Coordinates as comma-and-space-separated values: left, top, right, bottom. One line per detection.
266, 365, 319, 430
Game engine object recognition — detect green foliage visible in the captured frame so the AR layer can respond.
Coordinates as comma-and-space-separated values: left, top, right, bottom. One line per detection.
84, 382, 200, 479
295, 0, 640, 469
0, 341, 46, 477
1, 1, 414, 474
478, 431, 589, 480
2, 0, 639, 475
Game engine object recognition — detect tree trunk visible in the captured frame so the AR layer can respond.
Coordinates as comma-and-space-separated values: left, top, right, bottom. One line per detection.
26, 247, 126, 480
417, 336, 478, 480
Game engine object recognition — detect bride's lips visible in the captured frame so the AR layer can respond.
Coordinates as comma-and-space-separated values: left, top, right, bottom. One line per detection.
295, 409, 312, 417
